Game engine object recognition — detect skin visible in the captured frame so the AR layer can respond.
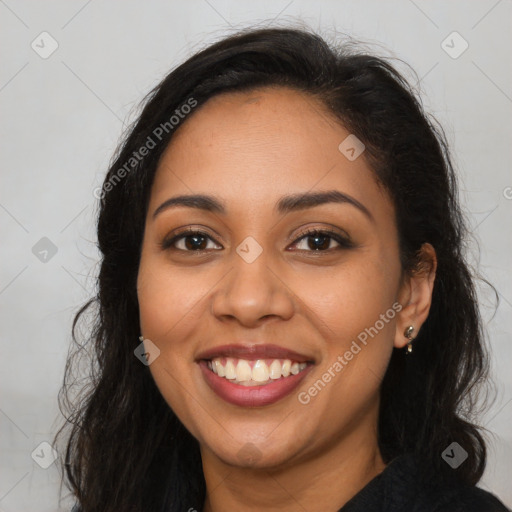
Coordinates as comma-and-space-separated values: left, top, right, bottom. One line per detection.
136, 87, 436, 511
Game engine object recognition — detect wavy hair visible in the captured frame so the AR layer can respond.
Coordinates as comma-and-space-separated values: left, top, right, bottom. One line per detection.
56, 27, 492, 511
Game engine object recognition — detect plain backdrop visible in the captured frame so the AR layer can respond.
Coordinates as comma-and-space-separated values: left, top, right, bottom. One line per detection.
0, 1, 511, 510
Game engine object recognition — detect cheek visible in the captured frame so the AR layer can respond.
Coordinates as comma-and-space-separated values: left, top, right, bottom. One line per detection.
303, 255, 400, 343
137, 256, 210, 346
300, 251, 400, 403
295, 262, 398, 427
136, 257, 209, 432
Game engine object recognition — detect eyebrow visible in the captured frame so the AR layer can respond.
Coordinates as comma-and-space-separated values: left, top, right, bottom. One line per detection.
152, 190, 373, 221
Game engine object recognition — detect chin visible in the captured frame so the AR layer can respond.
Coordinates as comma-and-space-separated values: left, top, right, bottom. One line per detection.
200, 430, 305, 471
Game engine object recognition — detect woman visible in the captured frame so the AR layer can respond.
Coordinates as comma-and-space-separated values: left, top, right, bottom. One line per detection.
58, 27, 509, 511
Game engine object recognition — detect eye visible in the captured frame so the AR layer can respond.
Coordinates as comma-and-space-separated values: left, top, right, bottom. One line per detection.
290, 228, 354, 252
160, 228, 221, 252
161, 227, 354, 253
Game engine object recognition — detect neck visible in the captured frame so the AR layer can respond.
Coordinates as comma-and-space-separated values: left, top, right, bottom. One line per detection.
201, 418, 385, 512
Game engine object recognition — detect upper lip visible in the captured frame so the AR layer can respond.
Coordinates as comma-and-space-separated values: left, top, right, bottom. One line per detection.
196, 344, 314, 363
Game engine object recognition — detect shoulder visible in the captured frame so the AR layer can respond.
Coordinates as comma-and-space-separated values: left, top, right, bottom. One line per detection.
421, 481, 510, 512
392, 455, 510, 512
339, 454, 509, 512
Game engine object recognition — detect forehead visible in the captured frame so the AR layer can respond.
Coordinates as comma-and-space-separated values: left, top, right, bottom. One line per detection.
149, 87, 392, 221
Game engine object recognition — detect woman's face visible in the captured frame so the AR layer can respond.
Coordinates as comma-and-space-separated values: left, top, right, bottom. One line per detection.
137, 87, 413, 470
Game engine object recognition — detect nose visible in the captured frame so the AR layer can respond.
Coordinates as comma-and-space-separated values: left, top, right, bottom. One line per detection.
211, 250, 295, 328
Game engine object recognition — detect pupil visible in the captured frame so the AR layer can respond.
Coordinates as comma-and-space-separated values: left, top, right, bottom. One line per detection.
309, 234, 329, 250
185, 235, 206, 250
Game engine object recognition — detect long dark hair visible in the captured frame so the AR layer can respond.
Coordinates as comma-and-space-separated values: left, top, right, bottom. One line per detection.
56, 27, 492, 511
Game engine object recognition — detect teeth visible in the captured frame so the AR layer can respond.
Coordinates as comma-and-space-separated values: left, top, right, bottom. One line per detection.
214, 359, 225, 377
236, 360, 252, 382
252, 360, 269, 382
208, 357, 309, 384
225, 359, 236, 380
269, 360, 282, 379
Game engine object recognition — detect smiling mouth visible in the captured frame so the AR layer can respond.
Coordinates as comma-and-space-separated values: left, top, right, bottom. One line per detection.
205, 357, 310, 387
196, 344, 315, 406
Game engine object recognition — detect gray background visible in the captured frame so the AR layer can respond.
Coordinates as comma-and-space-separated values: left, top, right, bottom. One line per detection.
1, 0, 511, 510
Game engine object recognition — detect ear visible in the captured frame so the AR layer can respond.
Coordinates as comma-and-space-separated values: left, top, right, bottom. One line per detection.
394, 243, 437, 349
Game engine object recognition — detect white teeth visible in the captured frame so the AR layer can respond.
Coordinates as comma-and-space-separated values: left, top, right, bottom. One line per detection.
236, 360, 252, 382
252, 360, 270, 382
225, 359, 236, 380
208, 357, 308, 384
269, 360, 282, 379
214, 359, 225, 377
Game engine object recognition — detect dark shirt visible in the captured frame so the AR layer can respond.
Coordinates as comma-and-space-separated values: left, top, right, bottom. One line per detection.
339, 454, 510, 512
70, 454, 510, 511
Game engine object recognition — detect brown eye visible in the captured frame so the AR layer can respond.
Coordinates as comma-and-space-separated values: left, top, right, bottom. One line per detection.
161, 229, 222, 252
292, 229, 354, 252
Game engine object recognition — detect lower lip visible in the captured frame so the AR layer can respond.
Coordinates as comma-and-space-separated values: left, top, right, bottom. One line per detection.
198, 361, 313, 407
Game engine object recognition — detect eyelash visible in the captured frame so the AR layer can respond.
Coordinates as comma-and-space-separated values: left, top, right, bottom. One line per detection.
160, 227, 354, 253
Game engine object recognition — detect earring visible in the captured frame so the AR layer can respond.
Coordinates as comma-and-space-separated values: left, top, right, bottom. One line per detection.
404, 325, 414, 354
